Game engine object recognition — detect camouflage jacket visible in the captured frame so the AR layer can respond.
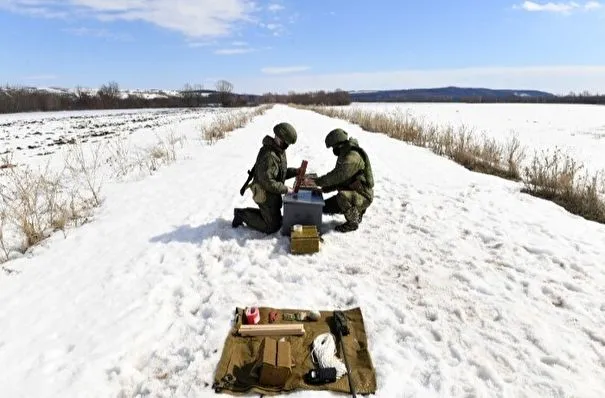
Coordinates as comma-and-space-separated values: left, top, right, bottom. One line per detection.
252, 135, 298, 195
315, 138, 374, 200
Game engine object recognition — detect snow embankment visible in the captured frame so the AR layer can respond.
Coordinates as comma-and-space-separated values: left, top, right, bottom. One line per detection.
0, 104, 604, 398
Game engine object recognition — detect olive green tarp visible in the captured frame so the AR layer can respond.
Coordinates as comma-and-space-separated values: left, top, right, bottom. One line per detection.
212, 306, 377, 396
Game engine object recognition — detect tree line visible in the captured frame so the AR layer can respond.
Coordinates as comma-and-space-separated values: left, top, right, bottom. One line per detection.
3, 79, 604, 114
0, 80, 352, 114
255, 90, 352, 106
0, 80, 239, 114
354, 92, 605, 105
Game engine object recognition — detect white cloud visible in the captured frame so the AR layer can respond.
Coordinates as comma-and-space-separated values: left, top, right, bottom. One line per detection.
267, 3, 284, 12
584, 0, 603, 9
261, 66, 310, 75
214, 47, 255, 55
63, 27, 132, 41
514, 1, 603, 13
0, 0, 258, 37
260, 22, 285, 36
187, 41, 217, 48
228, 65, 605, 95
231, 40, 248, 46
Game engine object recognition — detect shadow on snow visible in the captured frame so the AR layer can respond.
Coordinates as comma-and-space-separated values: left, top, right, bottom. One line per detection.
149, 217, 341, 251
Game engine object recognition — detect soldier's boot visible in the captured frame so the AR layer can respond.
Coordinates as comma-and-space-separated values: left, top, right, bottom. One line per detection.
335, 207, 360, 233
232, 209, 244, 228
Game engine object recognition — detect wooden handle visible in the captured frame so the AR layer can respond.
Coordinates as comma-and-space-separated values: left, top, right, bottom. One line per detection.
293, 160, 308, 193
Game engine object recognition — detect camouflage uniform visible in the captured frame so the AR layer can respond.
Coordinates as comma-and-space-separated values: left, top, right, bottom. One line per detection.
232, 123, 298, 234
314, 129, 374, 232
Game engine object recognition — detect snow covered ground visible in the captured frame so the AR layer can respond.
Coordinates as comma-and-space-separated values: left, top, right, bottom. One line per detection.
0, 107, 229, 167
1, 104, 604, 398
346, 102, 605, 176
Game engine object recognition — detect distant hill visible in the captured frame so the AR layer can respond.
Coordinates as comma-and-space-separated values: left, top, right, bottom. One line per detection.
348, 86, 556, 102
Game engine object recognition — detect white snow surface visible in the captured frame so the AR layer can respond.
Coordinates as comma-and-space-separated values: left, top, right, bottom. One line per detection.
346, 102, 605, 176
1, 104, 605, 398
0, 107, 229, 166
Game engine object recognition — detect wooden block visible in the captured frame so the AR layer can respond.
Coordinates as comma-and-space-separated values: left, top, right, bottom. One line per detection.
238, 323, 305, 336
259, 337, 292, 387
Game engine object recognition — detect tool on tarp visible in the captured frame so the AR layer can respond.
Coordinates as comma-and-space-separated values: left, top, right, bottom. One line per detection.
245, 307, 260, 324
334, 310, 356, 397
304, 367, 337, 385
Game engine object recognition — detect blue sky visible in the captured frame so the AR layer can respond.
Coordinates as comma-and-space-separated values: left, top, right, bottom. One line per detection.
1, 0, 604, 94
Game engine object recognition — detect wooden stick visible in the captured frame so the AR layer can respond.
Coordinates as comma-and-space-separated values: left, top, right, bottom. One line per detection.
293, 160, 308, 193
238, 324, 305, 336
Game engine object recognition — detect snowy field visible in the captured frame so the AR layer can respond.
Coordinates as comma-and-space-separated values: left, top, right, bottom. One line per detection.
0, 106, 247, 261
345, 102, 605, 176
0, 104, 604, 398
0, 107, 229, 167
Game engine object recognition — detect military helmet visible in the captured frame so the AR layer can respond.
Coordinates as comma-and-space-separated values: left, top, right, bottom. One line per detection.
273, 122, 297, 145
325, 128, 348, 148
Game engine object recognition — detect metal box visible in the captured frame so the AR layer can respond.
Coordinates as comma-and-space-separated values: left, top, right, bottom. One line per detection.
290, 225, 320, 254
281, 189, 325, 236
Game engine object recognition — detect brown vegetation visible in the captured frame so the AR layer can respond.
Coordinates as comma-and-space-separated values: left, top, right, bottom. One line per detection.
301, 105, 605, 224
202, 105, 273, 144
521, 148, 605, 223
0, 105, 268, 263
301, 106, 525, 180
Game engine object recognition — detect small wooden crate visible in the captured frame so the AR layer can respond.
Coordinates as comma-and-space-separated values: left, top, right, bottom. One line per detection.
290, 225, 320, 254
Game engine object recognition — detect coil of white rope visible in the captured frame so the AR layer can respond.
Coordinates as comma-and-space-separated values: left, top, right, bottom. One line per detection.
311, 333, 347, 379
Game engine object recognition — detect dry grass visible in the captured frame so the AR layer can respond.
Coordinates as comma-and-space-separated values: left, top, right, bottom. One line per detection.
140, 131, 186, 174
522, 148, 605, 223
202, 105, 273, 144
304, 106, 525, 180
0, 158, 76, 254
0, 131, 186, 262
301, 105, 605, 224
64, 140, 105, 207
0, 105, 272, 263
104, 131, 185, 179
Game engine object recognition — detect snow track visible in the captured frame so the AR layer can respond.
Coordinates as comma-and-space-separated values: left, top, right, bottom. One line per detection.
0, 105, 604, 398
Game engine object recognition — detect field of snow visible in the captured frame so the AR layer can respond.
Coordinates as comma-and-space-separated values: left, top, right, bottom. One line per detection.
1, 104, 605, 398
346, 102, 605, 176
0, 107, 228, 167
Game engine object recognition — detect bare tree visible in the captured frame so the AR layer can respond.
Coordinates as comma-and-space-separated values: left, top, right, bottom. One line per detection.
98, 81, 120, 99
215, 80, 234, 107
215, 80, 233, 94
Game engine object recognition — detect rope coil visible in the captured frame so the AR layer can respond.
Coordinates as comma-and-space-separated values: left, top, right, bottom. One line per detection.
311, 333, 347, 379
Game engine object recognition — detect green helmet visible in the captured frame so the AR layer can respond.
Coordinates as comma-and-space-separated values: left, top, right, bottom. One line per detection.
325, 128, 348, 148
273, 122, 297, 145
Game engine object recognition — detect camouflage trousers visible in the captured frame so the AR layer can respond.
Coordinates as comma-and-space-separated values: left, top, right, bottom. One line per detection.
236, 194, 282, 234
323, 190, 372, 229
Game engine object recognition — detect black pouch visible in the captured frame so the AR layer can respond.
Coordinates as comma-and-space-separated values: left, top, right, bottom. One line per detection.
304, 367, 337, 385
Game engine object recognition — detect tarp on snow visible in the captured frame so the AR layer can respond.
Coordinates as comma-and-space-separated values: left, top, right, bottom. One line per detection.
212, 306, 377, 395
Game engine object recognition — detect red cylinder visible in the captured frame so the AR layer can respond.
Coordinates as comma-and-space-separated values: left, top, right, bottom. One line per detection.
245, 307, 260, 324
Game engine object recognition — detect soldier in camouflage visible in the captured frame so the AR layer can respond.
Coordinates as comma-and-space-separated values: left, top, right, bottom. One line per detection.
232, 122, 300, 234
312, 128, 374, 232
